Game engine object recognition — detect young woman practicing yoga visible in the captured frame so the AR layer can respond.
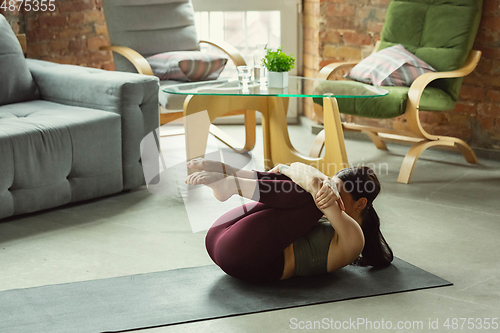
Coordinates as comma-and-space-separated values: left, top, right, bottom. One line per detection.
185, 159, 393, 283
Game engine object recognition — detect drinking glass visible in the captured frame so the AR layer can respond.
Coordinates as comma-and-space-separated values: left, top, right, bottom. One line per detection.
237, 66, 251, 91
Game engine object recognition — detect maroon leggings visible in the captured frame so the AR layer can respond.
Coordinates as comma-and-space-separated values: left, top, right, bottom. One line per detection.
205, 171, 324, 283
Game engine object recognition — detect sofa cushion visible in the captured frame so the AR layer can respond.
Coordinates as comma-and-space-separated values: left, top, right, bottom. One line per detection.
0, 15, 39, 106
26, 59, 160, 190
313, 80, 456, 119
0, 101, 123, 219
147, 51, 228, 82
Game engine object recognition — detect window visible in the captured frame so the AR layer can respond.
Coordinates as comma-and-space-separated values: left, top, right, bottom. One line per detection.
195, 11, 281, 67
192, 0, 301, 122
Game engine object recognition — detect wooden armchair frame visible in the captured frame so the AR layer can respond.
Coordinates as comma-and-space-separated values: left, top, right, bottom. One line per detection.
101, 40, 256, 153
16, 34, 27, 56
312, 41, 481, 184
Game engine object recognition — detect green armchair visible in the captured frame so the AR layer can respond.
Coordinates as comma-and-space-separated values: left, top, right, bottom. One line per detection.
313, 0, 483, 184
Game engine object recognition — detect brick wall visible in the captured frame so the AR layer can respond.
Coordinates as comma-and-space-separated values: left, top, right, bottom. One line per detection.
303, 0, 500, 150
303, 0, 321, 121
2, 1, 500, 149
1, 8, 23, 33
1, 0, 113, 69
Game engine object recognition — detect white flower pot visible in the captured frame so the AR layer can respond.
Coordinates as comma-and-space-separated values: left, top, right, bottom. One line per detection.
267, 71, 289, 88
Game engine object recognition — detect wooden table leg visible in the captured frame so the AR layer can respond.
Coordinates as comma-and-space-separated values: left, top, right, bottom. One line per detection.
183, 95, 266, 164
182, 93, 351, 176
259, 105, 273, 170
267, 96, 348, 177
208, 109, 257, 154
322, 96, 349, 173
183, 95, 212, 163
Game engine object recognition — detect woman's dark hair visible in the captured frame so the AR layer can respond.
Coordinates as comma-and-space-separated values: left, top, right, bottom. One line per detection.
335, 166, 393, 268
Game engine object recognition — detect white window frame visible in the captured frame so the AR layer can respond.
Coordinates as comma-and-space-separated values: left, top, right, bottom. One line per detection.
192, 0, 303, 122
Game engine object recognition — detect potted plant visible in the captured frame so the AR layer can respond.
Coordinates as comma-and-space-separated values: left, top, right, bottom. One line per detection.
262, 46, 295, 88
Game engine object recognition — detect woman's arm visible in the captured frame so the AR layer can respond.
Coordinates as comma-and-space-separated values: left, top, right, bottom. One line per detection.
320, 199, 365, 265
279, 163, 345, 210
277, 162, 364, 264
314, 180, 364, 266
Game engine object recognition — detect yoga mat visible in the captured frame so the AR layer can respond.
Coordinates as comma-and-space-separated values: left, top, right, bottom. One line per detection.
0, 257, 451, 333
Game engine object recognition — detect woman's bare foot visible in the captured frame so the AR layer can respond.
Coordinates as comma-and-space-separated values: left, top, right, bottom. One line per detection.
185, 171, 236, 202
186, 158, 235, 174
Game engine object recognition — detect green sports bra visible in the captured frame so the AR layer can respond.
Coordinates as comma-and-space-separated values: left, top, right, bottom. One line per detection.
293, 217, 335, 277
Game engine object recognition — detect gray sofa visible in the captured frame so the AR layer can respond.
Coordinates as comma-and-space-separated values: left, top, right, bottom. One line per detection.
0, 15, 159, 220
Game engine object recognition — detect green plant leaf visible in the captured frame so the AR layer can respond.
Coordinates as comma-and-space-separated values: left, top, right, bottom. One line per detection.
262, 46, 295, 72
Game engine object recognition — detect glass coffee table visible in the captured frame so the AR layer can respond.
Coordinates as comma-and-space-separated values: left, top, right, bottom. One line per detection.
163, 77, 388, 176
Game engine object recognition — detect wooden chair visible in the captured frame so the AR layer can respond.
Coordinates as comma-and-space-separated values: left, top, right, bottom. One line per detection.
16, 34, 27, 56
311, 0, 483, 184
101, 0, 255, 152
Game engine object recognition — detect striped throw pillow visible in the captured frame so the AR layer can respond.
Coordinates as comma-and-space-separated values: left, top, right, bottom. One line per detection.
345, 45, 436, 87
146, 51, 228, 82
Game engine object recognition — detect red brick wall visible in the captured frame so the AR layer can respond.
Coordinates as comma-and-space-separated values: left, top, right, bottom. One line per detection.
303, 0, 321, 120
1, 8, 23, 33
1, 0, 113, 69
303, 0, 500, 150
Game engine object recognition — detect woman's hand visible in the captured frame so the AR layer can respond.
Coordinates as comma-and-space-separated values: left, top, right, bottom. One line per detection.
315, 180, 345, 211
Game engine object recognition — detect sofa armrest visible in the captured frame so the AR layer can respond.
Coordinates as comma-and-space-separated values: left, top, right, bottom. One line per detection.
26, 59, 160, 189
26, 59, 158, 111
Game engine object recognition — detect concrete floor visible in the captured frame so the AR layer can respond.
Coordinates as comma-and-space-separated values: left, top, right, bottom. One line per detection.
1, 124, 499, 333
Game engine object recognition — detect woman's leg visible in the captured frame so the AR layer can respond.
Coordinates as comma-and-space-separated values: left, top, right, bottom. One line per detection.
203, 175, 324, 282
187, 158, 295, 181
185, 171, 312, 209
187, 158, 256, 179
206, 202, 323, 282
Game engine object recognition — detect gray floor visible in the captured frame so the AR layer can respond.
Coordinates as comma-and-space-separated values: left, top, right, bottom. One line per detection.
1, 124, 500, 333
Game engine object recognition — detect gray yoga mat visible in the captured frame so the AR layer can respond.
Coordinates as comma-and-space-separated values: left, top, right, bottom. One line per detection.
0, 257, 451, 333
